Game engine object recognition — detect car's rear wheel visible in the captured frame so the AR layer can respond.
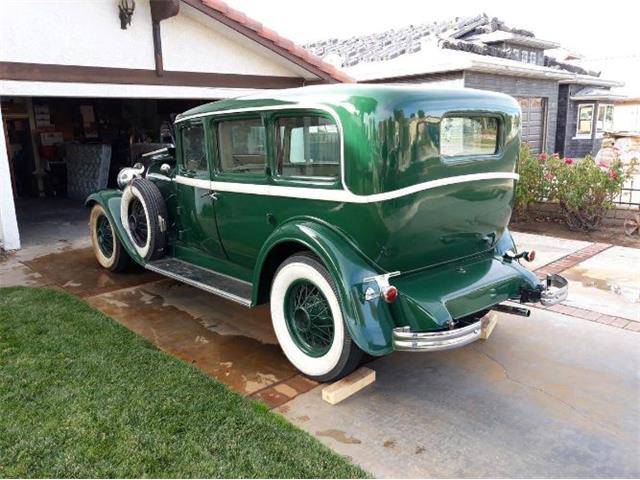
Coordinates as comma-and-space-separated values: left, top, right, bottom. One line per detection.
270, 253, 363, 382
89, 204, 130, 272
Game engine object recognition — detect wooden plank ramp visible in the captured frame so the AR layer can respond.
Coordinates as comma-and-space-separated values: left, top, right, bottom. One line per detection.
322, 367, 376, 405
481, 311, 498, 340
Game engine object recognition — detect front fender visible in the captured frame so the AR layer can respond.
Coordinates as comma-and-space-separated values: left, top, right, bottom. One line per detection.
85, 190, 145, 266
253, 219, 396, 356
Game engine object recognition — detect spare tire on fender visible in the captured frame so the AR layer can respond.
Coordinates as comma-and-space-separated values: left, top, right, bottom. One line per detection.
120, 177, 168, 261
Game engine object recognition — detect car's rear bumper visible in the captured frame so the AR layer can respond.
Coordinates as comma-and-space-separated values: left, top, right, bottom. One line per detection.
393, 320, 482, 352
540, 273, 569, 306
390, 272, 568, 352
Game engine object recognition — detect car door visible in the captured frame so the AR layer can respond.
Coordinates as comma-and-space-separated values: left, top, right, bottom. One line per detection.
208, 115, 273, 272
174, 120, 226, 260
210, 112, 342, 273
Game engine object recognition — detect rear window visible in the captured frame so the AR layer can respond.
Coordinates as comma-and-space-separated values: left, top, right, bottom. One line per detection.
440, 117, 498, 158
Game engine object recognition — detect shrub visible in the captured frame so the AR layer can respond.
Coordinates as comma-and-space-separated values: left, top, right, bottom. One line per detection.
516, 145, 634, 231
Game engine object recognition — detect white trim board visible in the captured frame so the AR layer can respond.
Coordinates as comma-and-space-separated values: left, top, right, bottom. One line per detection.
0, 80, 259, 99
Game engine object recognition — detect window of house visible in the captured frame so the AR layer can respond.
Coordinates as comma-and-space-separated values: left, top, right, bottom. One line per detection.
217, 118, 266, 175
529, 51, 537, 64
275, 115, 340, 179
597, 104, 614, 133
440, 116, 499, 158
576, 104, 594, 136
512, 48, 520, 60
180, 122, 207, 172
521, 50, 529, 62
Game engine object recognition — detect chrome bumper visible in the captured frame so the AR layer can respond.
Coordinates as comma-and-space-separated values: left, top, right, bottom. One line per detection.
393, 320, 482, 352
540, 274, 569, 306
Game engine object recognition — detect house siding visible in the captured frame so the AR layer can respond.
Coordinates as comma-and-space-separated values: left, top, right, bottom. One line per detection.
463, 71, 559, 153
562, 84, 606, 158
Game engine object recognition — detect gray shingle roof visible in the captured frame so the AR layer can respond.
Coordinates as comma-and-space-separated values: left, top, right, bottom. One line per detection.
303, 13, 599, 77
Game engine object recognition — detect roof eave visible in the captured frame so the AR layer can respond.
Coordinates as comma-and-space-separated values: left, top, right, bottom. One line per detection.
468, 60, 573, 80
559, 75, 624, 87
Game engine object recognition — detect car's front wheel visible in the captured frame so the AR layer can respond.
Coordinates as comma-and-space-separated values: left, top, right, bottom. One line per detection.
270, 253, 363, 382
89, 204, 130, 272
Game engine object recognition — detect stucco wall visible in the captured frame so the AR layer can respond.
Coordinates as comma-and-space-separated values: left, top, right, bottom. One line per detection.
0, 0, 306, 78
0, 0, 156, 69
463, 71, 559, 153
161, 6, 300, 77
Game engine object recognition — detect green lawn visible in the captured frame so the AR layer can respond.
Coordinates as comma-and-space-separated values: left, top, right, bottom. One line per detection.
0, 287, 367, 478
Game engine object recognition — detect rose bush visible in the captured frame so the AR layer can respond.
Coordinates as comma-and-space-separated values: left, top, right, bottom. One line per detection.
516, 144, 634, 231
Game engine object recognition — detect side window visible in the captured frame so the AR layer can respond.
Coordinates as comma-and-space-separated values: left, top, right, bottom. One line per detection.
577, 104, 594, 136
440, 116, 498, 159
217, 118, 266, 175
275, 116, 340, 179
180, 123, 207, 172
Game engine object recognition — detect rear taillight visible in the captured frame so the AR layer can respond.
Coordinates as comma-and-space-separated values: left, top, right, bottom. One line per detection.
381, 285, 398, 303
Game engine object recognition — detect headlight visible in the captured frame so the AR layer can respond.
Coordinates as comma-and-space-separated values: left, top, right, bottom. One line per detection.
117, 164, 145, 189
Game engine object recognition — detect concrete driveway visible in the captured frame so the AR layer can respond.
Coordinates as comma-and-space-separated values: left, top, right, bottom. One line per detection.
277, 309, 640, 478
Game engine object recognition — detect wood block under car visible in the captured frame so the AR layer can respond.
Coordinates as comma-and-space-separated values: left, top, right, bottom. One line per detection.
481, 312, 498, 340
322, 367, 376, 405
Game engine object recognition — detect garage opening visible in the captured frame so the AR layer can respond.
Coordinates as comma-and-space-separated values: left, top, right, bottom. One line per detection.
1, 96, 208, 248
516, 96, 547, 154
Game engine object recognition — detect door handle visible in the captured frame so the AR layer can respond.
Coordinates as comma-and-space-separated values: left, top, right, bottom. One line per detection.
200, 190, 218, 200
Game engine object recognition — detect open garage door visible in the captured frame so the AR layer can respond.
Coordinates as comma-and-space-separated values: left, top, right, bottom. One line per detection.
517, 97, 546, 154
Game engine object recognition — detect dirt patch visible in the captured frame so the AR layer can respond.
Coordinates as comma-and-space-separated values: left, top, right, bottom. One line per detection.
511, 218, 640, 248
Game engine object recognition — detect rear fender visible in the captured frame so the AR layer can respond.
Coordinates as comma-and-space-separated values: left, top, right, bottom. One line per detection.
85, 190, 146, 266
253, 219, 396, 356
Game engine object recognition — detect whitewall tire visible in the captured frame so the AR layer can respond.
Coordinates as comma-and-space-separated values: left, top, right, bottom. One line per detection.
89, 204, 130, 272
270, 253, 363, 382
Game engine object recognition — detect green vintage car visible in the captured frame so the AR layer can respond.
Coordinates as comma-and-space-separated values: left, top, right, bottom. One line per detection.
86, 84, 567, 381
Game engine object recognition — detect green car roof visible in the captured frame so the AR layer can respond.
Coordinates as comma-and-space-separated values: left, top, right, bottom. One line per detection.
175, 84, 520, 122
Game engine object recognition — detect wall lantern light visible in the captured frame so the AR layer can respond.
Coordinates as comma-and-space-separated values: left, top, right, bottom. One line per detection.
118, 0, 136, 29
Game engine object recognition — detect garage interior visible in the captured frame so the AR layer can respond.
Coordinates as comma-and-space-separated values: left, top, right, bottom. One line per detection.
1, 95, 208, 248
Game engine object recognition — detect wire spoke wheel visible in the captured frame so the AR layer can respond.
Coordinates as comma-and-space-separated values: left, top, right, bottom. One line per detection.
284, 280, 335, 357
95, 214, 114, 258
127, 198, 148, 248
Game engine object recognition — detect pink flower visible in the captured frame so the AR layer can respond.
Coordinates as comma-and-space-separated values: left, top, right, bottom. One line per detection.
564, 158, 574, 165
608, 169, 618, 179
538, 152, 548, 162
552, 153, 560, 159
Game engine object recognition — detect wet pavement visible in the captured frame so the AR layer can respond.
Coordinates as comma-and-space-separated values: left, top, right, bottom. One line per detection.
86, 280, 297, 395
277, 309, 640, 478
561, 246, 640, 322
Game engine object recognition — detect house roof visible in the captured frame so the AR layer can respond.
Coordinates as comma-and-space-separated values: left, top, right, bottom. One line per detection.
182, 0, 353, 83
304, 13, 618, 85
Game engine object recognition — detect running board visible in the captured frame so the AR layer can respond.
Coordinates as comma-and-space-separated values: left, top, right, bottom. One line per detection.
145, 257, 252, 307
